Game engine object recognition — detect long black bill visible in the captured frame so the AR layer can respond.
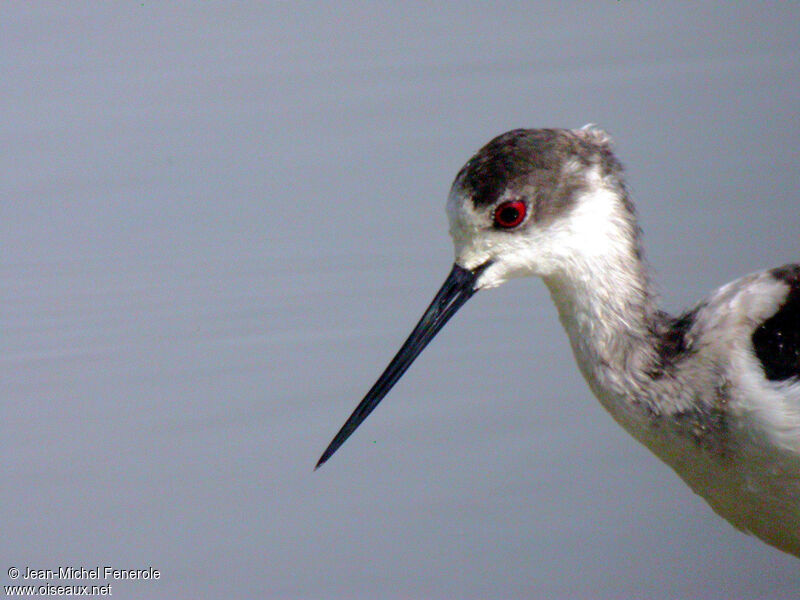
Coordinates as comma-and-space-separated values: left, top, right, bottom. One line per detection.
315, 262, 489, 469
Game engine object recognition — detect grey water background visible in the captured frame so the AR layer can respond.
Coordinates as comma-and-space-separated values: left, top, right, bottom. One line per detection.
3, 4, 799, 599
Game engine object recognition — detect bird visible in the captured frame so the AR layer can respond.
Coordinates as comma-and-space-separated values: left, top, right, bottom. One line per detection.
316, 126, 800, 558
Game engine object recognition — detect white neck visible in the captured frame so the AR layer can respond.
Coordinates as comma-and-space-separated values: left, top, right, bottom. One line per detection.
541, 185, 661, 424
544, 252, 656, 375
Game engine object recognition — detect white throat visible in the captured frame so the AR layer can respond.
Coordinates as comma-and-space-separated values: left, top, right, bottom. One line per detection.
541, 183, 659, 421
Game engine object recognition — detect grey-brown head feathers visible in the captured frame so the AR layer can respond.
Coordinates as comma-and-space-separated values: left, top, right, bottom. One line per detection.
452, 127, 628, 224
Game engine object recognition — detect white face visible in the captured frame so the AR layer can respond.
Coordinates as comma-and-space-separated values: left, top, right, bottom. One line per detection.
446, 164, 624, 290
446, 188, 539, 288
316, 128, 637, 468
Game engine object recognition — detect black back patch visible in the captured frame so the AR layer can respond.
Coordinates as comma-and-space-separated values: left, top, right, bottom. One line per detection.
752, 264, 800, 381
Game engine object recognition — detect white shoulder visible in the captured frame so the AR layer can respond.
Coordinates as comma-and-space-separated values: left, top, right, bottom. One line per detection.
692, 265, 800, 454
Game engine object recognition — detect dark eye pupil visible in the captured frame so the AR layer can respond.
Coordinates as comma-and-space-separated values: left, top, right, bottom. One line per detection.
494, 200, 526, 228
499, 206, 518, 223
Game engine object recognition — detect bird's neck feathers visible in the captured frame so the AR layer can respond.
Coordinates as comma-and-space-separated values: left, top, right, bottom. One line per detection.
542, 181, 661, 403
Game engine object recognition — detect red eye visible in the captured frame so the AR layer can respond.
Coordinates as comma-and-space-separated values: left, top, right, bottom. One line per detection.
493, 200, 527, 229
